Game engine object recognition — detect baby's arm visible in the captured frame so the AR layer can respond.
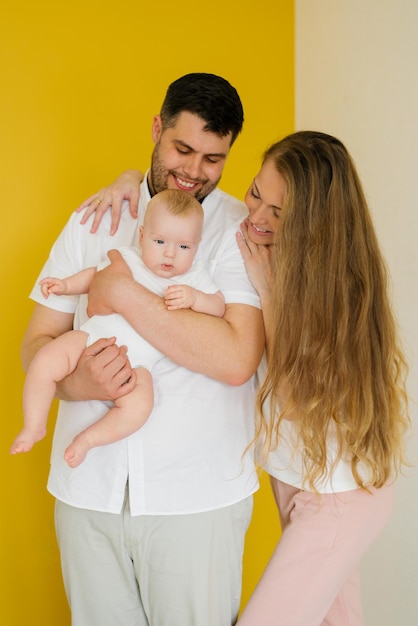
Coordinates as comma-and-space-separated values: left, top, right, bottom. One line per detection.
164, 285, 225, 318
40, 267, 97, 299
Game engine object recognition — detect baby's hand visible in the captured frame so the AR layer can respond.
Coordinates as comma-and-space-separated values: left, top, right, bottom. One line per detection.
39, 276, 67, 298
164, 284, 197, 310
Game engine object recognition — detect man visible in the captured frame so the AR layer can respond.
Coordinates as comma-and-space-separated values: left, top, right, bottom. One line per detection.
23, 73, 265, 626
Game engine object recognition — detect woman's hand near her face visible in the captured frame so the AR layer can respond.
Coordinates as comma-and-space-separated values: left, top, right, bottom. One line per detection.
236, 218, 275, 347
76, 169, 145, 235
236, 219, 274, 296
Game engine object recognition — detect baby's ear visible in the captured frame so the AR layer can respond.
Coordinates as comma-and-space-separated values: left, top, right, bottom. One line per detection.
139, 226, 144, 243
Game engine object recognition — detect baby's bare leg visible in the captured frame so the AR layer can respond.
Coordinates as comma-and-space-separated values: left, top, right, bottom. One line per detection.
64, 367, 154, 467
10, 330, 88, 454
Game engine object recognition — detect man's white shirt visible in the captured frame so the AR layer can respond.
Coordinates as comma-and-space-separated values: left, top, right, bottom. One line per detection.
30, 178, 260, 515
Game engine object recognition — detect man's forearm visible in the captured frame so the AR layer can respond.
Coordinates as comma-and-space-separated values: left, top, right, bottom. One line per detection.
110, 278, 265, 385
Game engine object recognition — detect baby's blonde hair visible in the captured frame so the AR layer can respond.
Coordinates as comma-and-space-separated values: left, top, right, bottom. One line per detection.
146, 189, 203, 222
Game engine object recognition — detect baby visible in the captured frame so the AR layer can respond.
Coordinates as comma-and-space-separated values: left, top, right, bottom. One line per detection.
11, 189, 224, 466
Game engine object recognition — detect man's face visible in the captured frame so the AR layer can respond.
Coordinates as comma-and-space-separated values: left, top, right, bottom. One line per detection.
149, 111, 232, 201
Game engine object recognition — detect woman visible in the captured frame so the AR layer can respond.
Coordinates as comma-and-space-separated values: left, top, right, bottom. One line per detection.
79, 130, 409, 625
235, 131, 409, 625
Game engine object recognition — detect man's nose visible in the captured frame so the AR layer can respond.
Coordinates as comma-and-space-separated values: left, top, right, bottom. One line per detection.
184, 154, 202, 180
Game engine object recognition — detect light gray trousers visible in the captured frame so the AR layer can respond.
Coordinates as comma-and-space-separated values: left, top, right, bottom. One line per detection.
55, 492, 253, 626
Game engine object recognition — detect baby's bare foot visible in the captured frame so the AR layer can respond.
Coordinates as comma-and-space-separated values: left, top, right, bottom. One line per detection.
64, 436, 91, 468
10, 426, 47, 454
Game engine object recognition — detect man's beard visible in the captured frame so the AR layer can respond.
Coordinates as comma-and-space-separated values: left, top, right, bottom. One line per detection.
149, 142, 220, 201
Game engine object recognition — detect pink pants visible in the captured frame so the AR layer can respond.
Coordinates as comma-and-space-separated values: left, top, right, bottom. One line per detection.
237, 478, 394, 626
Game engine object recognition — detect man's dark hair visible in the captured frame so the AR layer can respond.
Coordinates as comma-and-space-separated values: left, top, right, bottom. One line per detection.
160, 73, 244, 145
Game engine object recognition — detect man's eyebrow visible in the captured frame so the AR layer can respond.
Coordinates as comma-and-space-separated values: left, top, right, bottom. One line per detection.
174, 139, 227, 158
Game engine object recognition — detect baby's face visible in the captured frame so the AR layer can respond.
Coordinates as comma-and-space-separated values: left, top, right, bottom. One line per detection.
140, 201, 202, 278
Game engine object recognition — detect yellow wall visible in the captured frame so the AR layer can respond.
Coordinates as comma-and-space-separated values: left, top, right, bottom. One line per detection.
0, 1, 293, 623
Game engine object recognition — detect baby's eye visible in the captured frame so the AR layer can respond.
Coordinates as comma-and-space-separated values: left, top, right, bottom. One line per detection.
156, 239, 164, 245
179, 244, 190, 250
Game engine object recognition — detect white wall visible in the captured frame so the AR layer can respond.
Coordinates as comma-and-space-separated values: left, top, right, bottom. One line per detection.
295, 1, 418, 624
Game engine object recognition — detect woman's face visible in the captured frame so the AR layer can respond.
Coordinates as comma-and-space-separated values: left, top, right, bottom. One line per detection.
244, 158, 286, 245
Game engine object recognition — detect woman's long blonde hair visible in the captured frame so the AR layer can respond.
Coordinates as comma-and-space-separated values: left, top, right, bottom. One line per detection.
257, 131, 409, 490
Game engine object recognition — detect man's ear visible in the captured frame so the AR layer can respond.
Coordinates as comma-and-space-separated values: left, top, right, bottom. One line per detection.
151, 115, 162, 143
